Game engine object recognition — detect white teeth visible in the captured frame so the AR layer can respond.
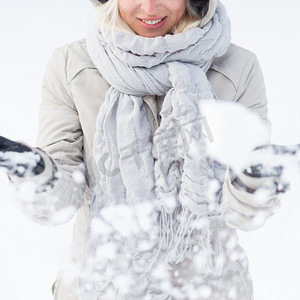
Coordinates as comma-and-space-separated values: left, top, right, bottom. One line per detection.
141, 19, 163, 25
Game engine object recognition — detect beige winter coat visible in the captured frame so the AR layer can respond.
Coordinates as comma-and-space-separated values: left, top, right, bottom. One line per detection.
26, 39, 270, 300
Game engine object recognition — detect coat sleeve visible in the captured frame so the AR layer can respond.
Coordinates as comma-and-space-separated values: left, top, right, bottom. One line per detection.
16, 47, 86, 226
234, 53, 271, 132
222, 54, 281, 231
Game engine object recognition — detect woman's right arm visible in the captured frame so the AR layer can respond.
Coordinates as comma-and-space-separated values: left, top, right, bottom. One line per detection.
14, 47, 86, 226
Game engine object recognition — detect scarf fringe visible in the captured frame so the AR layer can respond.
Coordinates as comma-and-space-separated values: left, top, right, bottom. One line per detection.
159, 205, 216, 274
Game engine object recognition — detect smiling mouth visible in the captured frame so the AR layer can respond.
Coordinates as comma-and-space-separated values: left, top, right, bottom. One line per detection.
140, 18, 164, 25
139, 17, 167, 25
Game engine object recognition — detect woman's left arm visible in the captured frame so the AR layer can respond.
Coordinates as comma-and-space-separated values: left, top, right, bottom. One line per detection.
222, 55, 282, 231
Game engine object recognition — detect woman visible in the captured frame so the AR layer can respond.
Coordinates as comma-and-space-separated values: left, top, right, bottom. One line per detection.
0, 0, 282, 299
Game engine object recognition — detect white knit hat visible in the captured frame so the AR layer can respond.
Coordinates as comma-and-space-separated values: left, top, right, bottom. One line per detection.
89, 0, 218, 27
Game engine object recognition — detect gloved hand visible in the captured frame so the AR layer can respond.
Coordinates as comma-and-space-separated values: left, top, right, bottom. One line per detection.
0, 136, 45, 177
242, 143, 299, 190
222, 143, 295, 231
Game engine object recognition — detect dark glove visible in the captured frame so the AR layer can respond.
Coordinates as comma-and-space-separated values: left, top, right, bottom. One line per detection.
0, 136, 45, 177
242, 143, 300, 193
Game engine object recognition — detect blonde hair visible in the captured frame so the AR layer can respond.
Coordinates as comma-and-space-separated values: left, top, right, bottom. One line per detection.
94, 0, 203, 36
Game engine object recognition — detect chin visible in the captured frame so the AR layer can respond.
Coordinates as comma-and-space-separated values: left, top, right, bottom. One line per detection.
136, 29, 169, 38
140, 33, 164, 38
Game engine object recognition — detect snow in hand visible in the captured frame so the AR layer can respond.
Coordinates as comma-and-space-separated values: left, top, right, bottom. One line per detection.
200, 100, 270, 173
201, 100, 300, 188
0, 151, 41, 177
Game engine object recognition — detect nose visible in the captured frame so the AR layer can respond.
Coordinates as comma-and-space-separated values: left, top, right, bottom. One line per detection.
141, 0, 161, 15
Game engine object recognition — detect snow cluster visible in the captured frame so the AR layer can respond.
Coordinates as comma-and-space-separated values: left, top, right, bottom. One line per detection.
200, 100, 270, 173
0, 151, 41, 177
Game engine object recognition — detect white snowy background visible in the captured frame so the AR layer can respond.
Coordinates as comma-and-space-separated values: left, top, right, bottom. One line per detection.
0, 0, 299, 299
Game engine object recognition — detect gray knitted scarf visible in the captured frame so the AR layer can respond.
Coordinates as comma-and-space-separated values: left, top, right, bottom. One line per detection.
81, 3, 231, 299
